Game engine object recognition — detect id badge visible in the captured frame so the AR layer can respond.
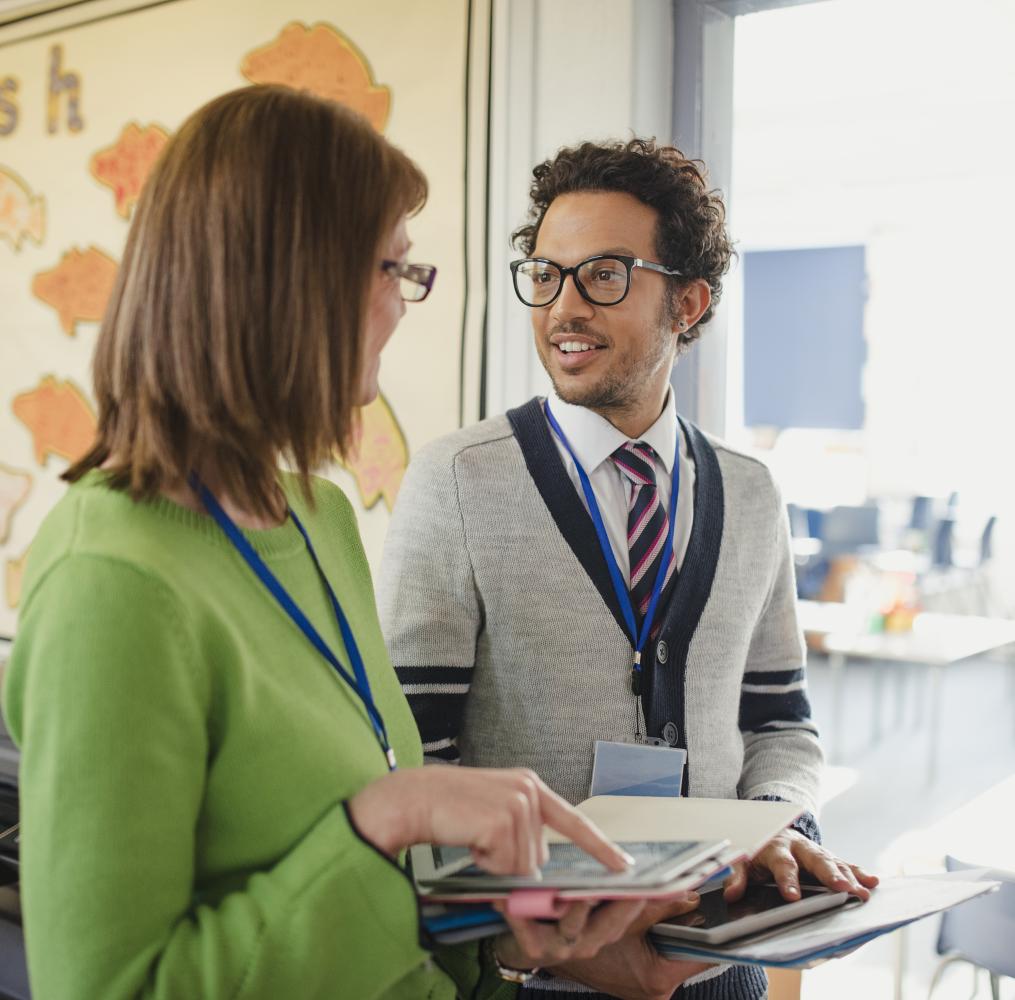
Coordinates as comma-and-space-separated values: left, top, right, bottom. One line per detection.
590, 740, 686, 798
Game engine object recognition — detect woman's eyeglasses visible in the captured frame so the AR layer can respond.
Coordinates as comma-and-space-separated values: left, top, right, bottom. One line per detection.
381, 259, 437, 302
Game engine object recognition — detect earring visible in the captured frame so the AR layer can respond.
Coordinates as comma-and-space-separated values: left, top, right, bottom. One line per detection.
677, 319, 688, 331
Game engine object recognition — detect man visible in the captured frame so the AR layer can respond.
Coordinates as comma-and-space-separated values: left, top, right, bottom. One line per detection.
379, 139, 876, 999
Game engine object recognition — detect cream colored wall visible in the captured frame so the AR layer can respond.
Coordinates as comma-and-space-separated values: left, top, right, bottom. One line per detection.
0, 0, 483, 635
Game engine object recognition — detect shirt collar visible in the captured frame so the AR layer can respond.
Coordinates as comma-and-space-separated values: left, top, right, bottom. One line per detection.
547, 389, 679, 475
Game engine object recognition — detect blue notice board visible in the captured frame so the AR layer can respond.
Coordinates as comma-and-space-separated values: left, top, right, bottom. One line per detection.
743, 246, 867, 430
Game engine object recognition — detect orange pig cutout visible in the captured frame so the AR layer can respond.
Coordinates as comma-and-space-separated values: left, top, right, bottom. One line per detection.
241, 23, 390, 131
0, 167, 46, 251
12, 376, 97, 466
90, 123, 170, 218
343, 395, 408, 511
31, 246, 118, 336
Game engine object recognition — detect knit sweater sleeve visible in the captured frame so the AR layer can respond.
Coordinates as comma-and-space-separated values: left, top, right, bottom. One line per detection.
737, 482, 824, 837
378, 443, 482, 764
2, 554, 452, 1000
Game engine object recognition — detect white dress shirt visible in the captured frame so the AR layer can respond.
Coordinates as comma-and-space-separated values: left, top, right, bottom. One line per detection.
544, 389, 695, 584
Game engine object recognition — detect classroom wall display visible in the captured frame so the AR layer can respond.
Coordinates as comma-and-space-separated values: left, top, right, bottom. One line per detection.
89, 122, 170, 218
0, 0, 490, 635
0, 165, 45, 249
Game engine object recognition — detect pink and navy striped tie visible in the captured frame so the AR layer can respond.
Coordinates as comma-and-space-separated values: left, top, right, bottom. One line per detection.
610, 441, 676, 629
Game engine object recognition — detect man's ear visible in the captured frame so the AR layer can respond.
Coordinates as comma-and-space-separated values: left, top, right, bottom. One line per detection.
671, 279, 712, 336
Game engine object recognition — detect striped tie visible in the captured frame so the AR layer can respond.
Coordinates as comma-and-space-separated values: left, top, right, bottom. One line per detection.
610, 441, 676, 628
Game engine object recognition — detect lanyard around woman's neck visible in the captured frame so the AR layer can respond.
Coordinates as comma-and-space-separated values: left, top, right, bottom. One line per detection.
190, 474, 397, 771
543, 403, 680, 697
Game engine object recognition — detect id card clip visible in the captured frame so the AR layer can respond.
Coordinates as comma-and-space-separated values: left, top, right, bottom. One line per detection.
590, 740, 686, 797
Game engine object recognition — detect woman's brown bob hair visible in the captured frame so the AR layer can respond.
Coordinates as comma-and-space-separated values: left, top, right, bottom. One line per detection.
65, 84, 427, 518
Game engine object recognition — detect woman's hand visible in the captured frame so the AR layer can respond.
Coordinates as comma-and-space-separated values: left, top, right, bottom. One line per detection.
349, 769, 699, 979
546, 895, 713, 999
347, 766, 633, 874
493, 898, 649, 972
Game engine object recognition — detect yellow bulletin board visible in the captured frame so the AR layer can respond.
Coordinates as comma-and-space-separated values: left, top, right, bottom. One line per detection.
0, 0, 491, 635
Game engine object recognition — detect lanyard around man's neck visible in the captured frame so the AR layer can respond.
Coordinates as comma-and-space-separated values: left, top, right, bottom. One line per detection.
543, 403, 680, 698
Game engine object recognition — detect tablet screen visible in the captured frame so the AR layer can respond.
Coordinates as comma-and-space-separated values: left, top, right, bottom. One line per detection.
653, 881, 852, 945
667, 883, 830, 928
420, 839, 707, 889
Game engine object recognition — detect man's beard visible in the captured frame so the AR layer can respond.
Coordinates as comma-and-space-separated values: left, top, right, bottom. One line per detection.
547, 302, 674, 416
551, 362, 637, 413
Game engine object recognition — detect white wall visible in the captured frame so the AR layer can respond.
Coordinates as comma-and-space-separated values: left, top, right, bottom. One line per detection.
483, 0, 676, 418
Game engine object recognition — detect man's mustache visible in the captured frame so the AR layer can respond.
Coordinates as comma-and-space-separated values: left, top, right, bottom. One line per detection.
549, 321, 607, 343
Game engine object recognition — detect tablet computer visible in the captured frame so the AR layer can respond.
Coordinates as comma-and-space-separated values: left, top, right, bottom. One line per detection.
411, 838, 727, 892
653, 882, 850, 945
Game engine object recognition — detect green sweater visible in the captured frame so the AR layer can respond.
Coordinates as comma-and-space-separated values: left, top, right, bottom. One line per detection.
3, 471, 511, 1000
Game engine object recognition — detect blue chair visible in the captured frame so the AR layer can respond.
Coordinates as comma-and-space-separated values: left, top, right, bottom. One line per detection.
909, 495, 933, 534
928, 855, 1015, 999
818, 504, 880, 558
786, 503, 811, 540
922, 514, 1001, 615
980, 516, 997, 566
786, 505, 830, 600
931, 517, 955, 569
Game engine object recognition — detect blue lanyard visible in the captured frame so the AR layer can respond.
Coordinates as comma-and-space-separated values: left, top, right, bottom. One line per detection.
544, 404, 680, 696
190, 475, 397, 771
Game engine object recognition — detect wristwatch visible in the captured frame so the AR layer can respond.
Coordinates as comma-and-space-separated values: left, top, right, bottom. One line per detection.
483, 936, 540, 984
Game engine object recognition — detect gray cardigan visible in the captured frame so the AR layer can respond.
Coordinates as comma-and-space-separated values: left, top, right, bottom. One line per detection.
380, 397, 821, 816
379, 399, 823, 999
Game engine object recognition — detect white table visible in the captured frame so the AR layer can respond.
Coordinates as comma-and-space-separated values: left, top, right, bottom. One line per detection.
798, 601, 1015, 783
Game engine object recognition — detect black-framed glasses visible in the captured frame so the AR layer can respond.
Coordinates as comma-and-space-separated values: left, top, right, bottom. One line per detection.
509, 254, 682, 308
381, 259, 437, 302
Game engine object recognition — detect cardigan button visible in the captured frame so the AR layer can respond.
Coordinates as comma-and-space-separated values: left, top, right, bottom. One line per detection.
662, 721, 679, 746
656, 639, 668, 664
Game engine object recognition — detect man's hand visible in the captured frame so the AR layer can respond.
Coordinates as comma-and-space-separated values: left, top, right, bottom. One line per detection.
547, 894, 714, 1000
724, 829, 879, 903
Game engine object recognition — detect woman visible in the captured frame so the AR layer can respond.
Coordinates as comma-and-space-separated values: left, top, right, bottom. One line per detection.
2, 86, 662, 999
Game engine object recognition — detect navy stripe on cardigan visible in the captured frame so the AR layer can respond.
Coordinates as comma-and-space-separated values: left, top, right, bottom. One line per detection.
396, 664, 474, 762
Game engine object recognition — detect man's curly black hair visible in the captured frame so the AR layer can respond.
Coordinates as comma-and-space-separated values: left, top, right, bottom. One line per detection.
511, 138, 734, 347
